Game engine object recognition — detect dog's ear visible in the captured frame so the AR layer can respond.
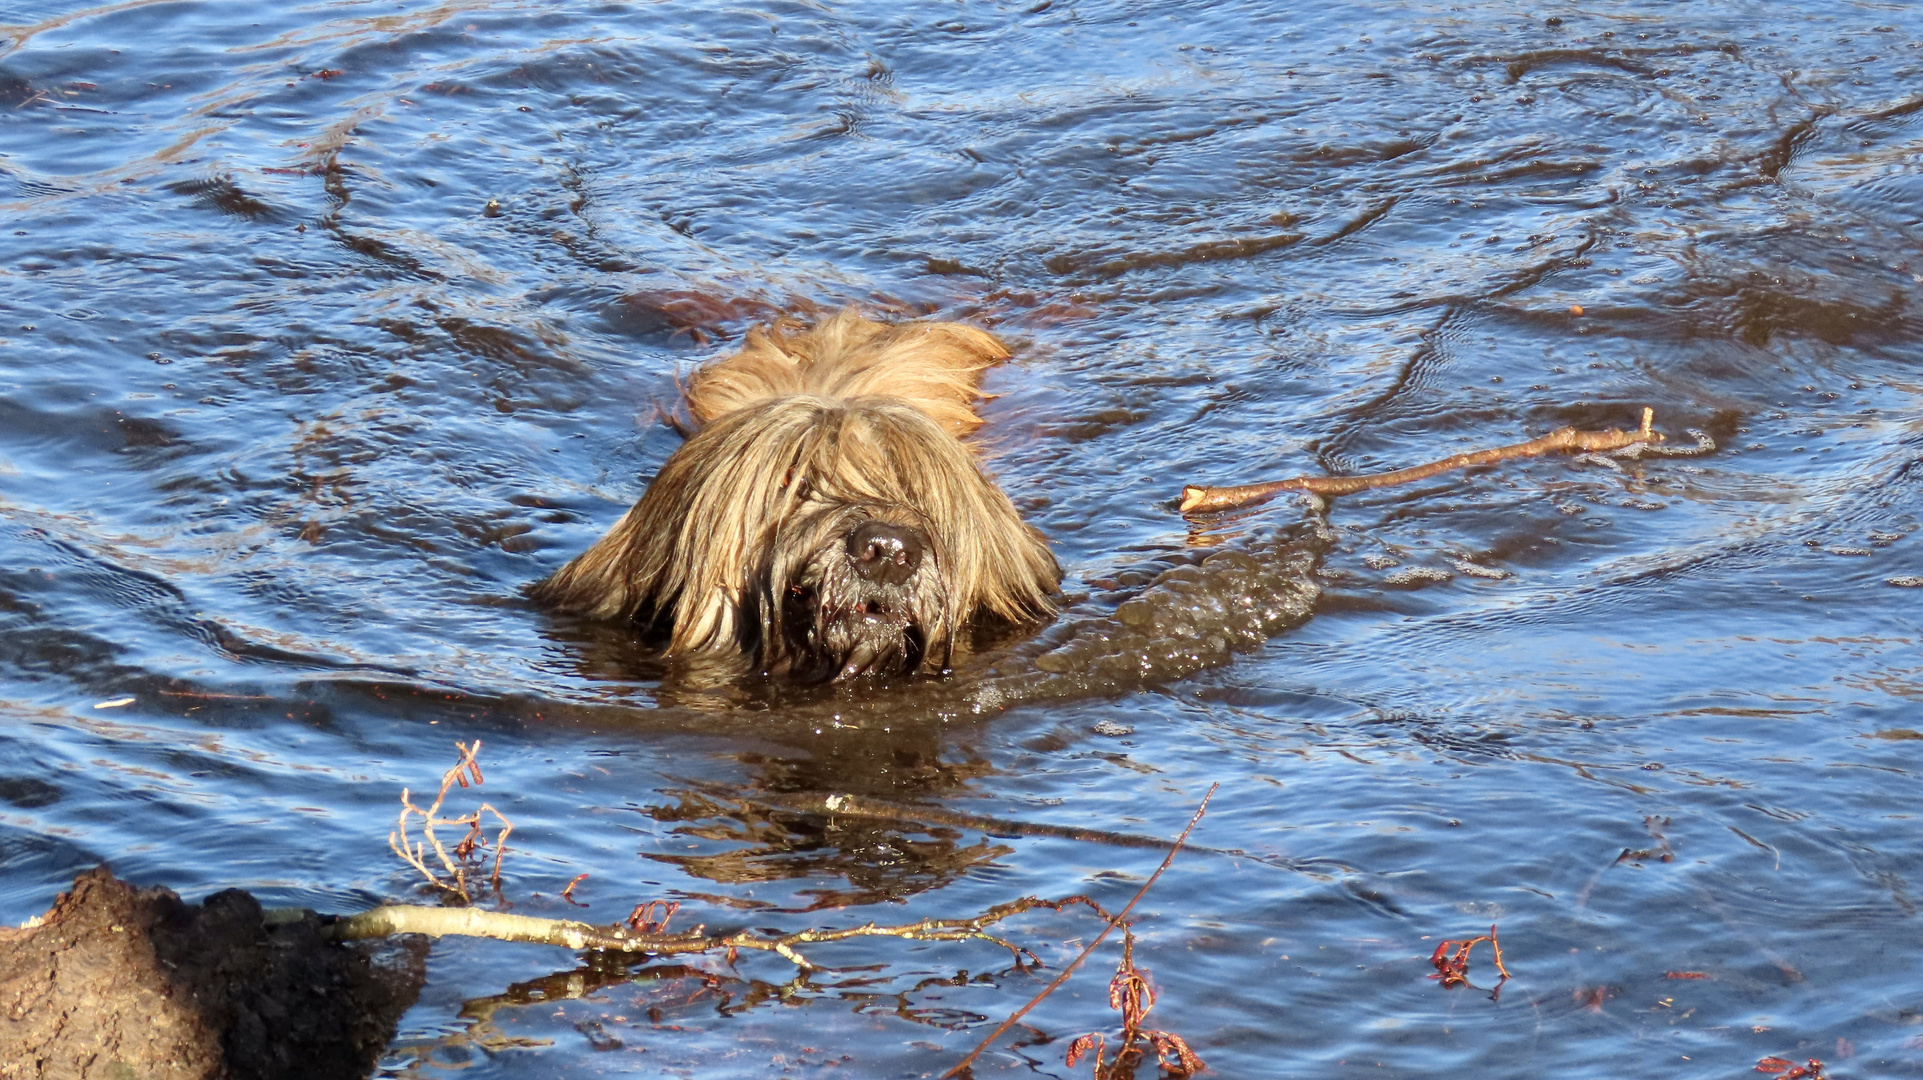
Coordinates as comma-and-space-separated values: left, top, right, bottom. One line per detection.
680, 316, 815, 428
815, 312, 1010, 438
684, 309, 1011, 438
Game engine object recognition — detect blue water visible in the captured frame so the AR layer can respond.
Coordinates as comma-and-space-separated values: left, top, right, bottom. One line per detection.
2, 0, 1920, 1075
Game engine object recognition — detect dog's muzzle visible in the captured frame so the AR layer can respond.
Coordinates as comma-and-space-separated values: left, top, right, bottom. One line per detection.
768, 513, 943, 682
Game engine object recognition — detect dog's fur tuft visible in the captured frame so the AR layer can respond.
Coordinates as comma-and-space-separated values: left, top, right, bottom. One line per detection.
684, 311, 1009, 438
534, 308, 1059, 682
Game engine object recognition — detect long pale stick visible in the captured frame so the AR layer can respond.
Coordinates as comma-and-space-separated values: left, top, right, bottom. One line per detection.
1180, 408, 1658, 514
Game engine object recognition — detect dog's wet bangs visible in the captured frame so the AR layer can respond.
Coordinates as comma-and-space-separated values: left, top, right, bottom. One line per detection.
531, 394, 1057, 663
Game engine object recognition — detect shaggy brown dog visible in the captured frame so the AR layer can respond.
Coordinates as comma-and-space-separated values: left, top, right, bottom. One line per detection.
533, 309, 1060, 682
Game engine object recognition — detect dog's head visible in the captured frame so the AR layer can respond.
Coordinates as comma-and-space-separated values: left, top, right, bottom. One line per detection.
537, 392, 1059, 682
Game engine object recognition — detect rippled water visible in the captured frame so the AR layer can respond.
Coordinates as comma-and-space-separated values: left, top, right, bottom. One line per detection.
3, 0, 1921, 1075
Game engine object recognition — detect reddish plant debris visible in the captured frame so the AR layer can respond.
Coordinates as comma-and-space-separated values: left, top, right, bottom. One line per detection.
1066, 1033, 1106, 1070
627, 900, 681, 934
1665, 971, 1711, 980
947, 786, 1216, 1080
1062, 931, 1206, 1077
1428, 923, 1512, 998
1755, 1058, 1825, 1079
1111, 944, 1154, 1028
560, 873, 589, 906
1147, 1031, 1206, 1075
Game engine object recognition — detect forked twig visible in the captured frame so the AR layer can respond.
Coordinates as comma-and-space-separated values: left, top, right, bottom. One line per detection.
387, 741, 513, 903
943, 784, 1218, 1079
1428, 923, 1511, 999
1180, 408, 1663, 514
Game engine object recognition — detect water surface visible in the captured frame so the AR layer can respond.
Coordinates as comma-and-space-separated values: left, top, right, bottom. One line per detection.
3, 0, 1921, 1076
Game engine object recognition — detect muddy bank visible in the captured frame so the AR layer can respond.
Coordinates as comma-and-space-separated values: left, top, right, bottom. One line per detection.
0, 869, 424, 1080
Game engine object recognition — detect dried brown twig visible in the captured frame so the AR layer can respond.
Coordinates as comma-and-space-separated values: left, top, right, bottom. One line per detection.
1066, 928, 1207, 1077
387, 740, 513, 904
1428, 923, 1511, 999
627, 900, 680, 933
1180, 408, 1663, 515
944, 784, 1218, 1079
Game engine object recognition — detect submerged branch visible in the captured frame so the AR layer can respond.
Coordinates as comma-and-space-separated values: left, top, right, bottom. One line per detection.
681, 780, 1253, 859
1180, 407, 1661, 514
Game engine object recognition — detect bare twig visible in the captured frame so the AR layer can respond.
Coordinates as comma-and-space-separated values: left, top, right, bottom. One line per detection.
627, 900, 680, 933
944, 784, 1218, 1079
1179, 408, 1662, 514
387, 741, 513, 903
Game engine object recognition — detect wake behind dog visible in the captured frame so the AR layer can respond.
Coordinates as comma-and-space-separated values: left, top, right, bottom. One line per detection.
533, 309, 1060, 683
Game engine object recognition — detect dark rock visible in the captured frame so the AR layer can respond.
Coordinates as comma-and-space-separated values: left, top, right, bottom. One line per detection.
0, 867, 425, 1080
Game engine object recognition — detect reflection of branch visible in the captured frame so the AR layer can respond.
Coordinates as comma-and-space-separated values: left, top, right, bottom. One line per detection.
945, 784, 1218, 1079
327, 893, 1108, 972
677, 780, 1230, 858
1180, 408, 1662, 514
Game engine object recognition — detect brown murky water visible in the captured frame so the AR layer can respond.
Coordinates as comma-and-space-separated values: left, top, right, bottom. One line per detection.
2, 1, 1921, 1076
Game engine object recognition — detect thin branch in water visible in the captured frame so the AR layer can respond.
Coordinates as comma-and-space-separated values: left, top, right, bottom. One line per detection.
943, 783, 1218, 1079
1180, 408, 1662, 515
387, 740, 513, 904
676, 779, 1254, 860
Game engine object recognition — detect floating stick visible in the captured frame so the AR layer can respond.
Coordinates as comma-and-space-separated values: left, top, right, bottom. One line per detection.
1179, 408, 1660, 515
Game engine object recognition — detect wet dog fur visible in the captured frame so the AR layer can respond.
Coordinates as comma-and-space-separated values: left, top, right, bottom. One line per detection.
532, 309, 1060, 682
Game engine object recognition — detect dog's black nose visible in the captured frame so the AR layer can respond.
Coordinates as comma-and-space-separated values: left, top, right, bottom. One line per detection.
846, 521, 924, 585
